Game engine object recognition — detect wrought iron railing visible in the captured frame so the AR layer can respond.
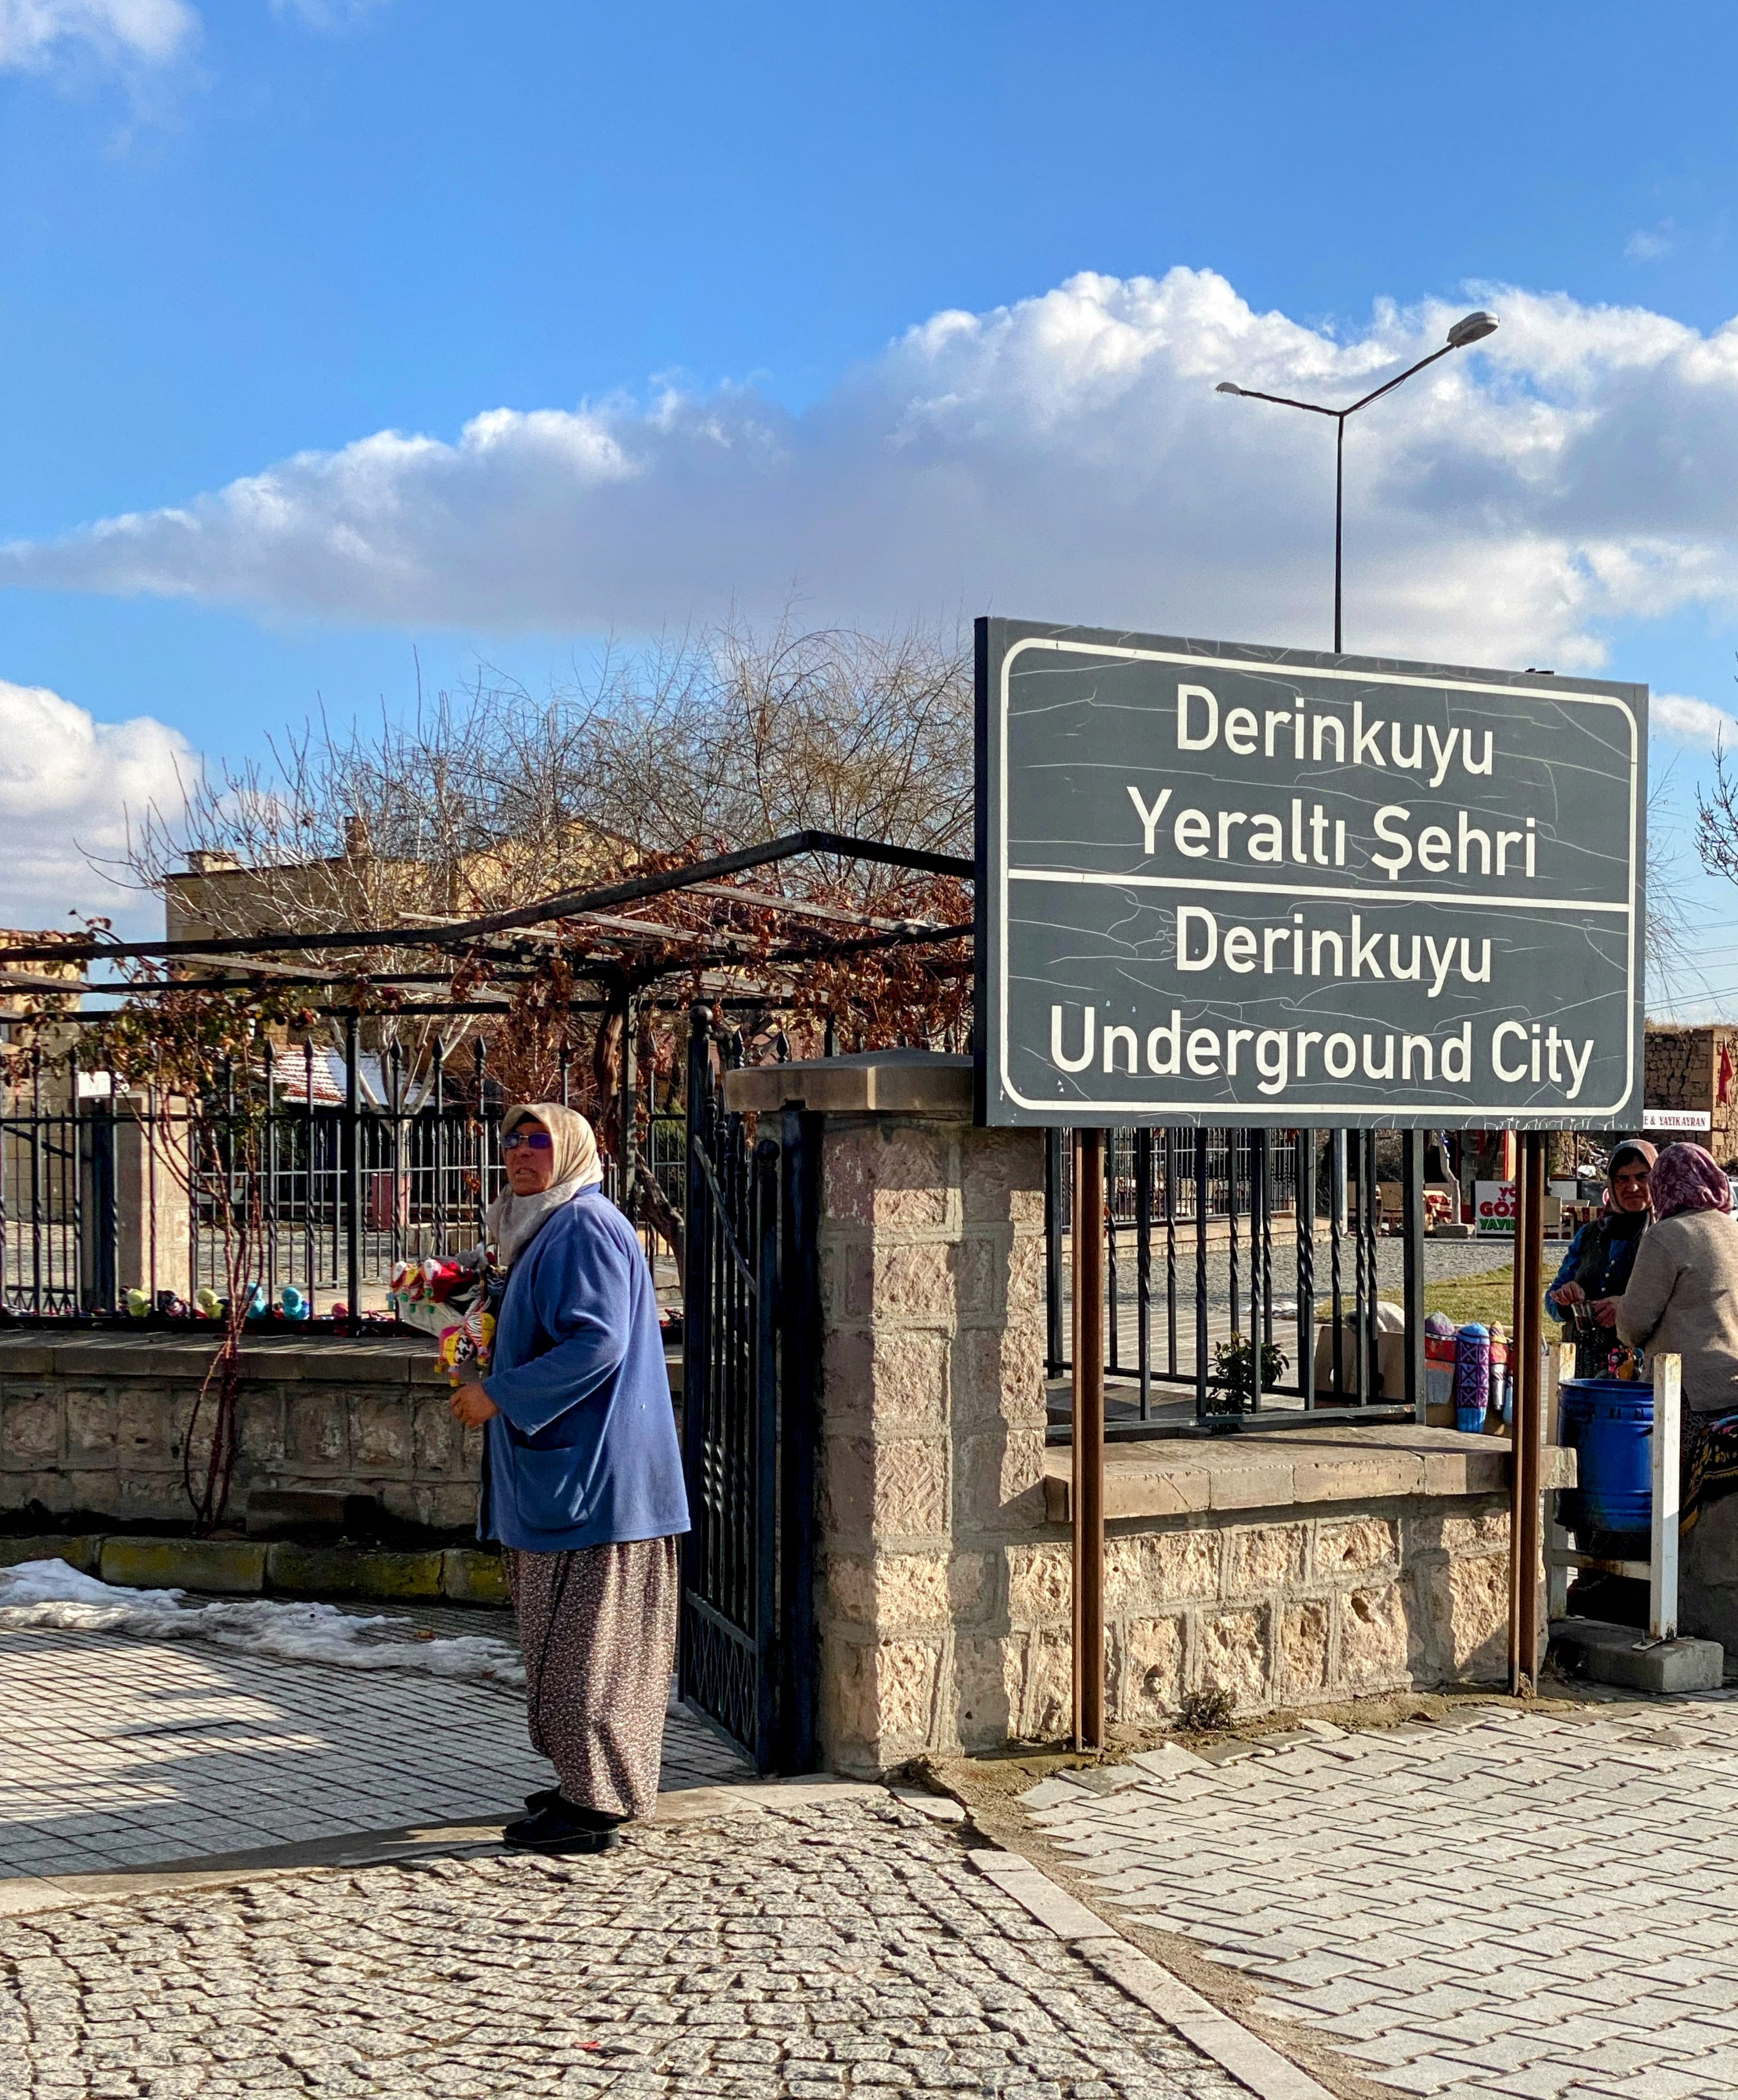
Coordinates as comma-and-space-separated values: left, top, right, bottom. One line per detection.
0, 1032, 677, 1323
1044, 1126, 1429, 1432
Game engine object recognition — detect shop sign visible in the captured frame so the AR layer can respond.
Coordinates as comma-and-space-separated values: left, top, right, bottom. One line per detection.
1475, 1180, 1518, 1236
976, 618, 1647, 1127
1642, 1109, 1713, 1133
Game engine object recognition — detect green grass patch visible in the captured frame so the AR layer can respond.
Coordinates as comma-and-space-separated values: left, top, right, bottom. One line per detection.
1423, 1264, 1515, 1328
1316, 1261, 1518, 1331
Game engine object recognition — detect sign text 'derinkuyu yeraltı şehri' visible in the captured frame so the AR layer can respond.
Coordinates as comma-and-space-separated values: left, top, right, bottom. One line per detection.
974, 621, 1645, 1127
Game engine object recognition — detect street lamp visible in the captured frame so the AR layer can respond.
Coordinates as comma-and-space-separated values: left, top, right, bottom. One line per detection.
1216, 310, 1498, 654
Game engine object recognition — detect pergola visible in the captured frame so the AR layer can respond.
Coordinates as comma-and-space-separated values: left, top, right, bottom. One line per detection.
0, 827, 977, 1207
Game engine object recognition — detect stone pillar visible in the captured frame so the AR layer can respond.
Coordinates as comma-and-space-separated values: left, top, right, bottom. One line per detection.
723, 1053, 1051, 1778
113, 1095, 192, 1304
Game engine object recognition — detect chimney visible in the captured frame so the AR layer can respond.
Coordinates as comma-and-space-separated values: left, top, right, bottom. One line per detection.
184, 850, 240, 876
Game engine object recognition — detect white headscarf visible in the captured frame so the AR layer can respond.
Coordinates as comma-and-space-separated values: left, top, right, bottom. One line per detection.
486, 1101, 603, 1266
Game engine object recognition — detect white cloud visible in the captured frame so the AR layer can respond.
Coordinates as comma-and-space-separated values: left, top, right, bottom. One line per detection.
15, 267, 1738, 669
0, 679, 192, 930
269, 0, 389, 28
1652, 692, 1738, 750
1626, 221, 1681, 263
0, 0, 196, 71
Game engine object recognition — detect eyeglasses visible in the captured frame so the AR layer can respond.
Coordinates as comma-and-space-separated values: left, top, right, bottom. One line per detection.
503, 1130, 554, 1153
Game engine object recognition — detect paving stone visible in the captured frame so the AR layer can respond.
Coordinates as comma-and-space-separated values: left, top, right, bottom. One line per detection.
1039, 1697, 1738, 2100
1016, 1778, 1091, 1811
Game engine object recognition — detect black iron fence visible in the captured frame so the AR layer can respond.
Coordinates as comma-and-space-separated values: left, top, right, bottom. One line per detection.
0, 1033, 686, 1322
4, 1034, 1433, 1444
0, 1050, 88, 1317
1045, 1126, 1429, 1432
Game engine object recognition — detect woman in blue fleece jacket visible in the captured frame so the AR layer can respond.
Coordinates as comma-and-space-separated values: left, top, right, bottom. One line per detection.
446, 1100, 688, 1856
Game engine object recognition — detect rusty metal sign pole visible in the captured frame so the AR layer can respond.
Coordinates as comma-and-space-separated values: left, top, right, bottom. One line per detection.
1509, 1130, 1548, 1693
1072, 1127, 1107, 1751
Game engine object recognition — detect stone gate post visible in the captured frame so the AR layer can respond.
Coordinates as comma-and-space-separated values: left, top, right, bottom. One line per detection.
723, 1051, 1051, 1776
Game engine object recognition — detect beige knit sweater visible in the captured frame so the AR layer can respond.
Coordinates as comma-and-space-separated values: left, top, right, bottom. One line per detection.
1616, 1209, 1738, 1411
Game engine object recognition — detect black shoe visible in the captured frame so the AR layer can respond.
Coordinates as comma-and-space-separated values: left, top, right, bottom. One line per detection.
503, 1798, 626, 1855
520, 1788, 621, 1827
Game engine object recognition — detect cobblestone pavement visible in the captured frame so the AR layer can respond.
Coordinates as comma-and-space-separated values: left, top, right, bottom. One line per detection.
0, 1618, 746, 1885
0, 1797, 1244, 2099
1026, 1695, 1738, 2100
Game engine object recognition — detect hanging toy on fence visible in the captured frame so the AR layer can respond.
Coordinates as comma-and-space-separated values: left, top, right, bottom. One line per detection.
124, 1287, 151, 1318
193, 1287, 222, 1319
421, 1258, 464, 1304
280, 1286, 310, 1321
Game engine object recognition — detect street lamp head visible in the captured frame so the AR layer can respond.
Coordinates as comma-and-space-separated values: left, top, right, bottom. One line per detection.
1446, 311, 1499, 349
1215, 380, 1244, 395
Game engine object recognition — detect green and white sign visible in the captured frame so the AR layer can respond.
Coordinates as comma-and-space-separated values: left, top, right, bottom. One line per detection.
975, 618, 1646, 1129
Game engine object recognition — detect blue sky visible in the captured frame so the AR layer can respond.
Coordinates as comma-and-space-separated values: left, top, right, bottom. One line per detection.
5, 0, 1738, 995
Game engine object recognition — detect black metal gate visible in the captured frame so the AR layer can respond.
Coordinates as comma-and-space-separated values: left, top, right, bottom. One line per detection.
679, 1007, 819, 1772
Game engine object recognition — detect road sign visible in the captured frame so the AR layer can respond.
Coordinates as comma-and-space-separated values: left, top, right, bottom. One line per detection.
975, 618, 1646, 1128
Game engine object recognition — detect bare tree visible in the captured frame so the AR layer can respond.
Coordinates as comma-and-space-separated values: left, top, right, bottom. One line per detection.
101, 613, 975, 1184
116, 613, 972, 929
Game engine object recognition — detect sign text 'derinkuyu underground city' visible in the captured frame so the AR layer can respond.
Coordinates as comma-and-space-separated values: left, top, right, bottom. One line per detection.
974, 619, 1646, 1128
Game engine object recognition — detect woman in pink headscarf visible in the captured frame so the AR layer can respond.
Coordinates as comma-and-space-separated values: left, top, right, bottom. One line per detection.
1616, 1144, 1738, 1413
1617, 1145, 1738, 1587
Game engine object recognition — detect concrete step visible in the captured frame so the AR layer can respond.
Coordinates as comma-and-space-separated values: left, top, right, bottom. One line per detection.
1549, 1615, 1724, 1694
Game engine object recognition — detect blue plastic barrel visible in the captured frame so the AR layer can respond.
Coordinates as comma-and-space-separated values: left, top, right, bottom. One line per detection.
1557, 1376, 1653, 1551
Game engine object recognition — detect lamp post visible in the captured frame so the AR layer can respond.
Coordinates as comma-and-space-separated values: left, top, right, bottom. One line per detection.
1216, 310, 1498, 655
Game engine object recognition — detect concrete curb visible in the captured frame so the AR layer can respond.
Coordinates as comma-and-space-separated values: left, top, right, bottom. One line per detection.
0, 1534, 508, 1606
968, 1847, 1341, 2100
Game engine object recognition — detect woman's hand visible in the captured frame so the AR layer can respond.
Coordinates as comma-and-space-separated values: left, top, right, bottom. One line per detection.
449, 1383, 499, 1427
1590, 1297, 1620, 1328
1552, 1281, 1586, 1309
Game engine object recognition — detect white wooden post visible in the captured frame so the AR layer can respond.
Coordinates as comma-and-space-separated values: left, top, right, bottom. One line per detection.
1547, 1342, 1574, 1618
1650, 1353, 1682, 1641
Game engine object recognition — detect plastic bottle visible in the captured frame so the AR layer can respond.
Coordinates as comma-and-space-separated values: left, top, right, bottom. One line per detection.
1486, 1321, 1509, 1428
1454, 1323, 1491, 1434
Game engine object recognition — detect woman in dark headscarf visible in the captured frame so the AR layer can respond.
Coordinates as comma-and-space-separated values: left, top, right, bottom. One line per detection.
446, 1101, 689, 1856
1547, 1140, 1655, 1374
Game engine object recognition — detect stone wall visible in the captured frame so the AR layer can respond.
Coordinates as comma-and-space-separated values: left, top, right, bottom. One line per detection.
1646, 1023, 1738, 1165
995, 1497, 1513, 1750
0, 1333, 480, 1530
719, 1056, 1557, 1780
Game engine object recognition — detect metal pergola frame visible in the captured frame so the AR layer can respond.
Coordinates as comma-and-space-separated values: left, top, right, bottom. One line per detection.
0, 830, 976, 1233
0, 829, 975, 978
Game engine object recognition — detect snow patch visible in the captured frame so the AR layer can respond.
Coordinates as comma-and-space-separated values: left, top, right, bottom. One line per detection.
0, 1556, 526, 1689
